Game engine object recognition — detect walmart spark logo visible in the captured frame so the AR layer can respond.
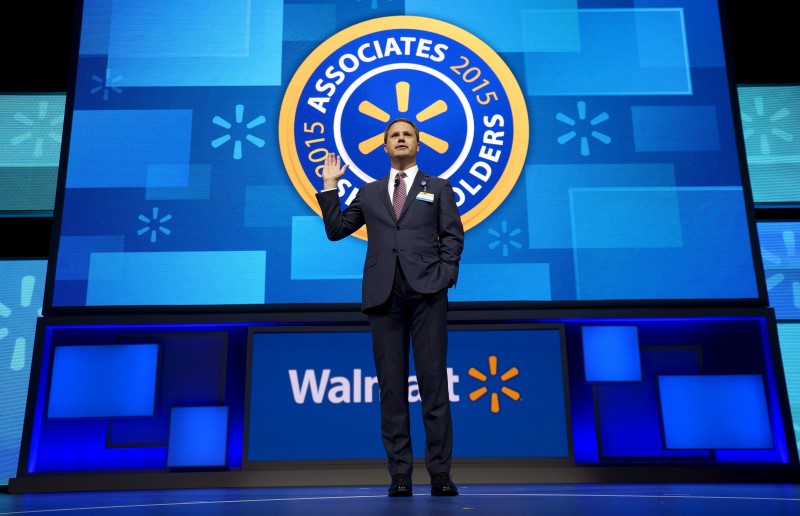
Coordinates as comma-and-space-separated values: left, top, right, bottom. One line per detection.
740, 94, 793, 158
10, 100, 63, 158
137, 207, 172, 243
0, 272, 41, 371
761, 228, 800, 311
488, 220, 522, 257
468, 355, 521, 413
211, 104, 266, 160
557, 100, 611, 157
90, 68, 124, 101
355, 80, 449, 156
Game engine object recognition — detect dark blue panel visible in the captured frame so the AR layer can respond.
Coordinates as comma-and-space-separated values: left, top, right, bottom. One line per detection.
108, 335, 226, 446
596, 347, 709, 459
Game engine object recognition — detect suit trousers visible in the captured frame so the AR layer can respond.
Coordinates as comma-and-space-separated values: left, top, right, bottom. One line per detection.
367, 260, 453, 478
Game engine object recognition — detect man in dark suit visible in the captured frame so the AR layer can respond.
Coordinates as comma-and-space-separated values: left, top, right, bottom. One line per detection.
315, 118, 464, 497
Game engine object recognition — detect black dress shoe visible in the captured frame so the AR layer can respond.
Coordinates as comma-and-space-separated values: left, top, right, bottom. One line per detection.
388, 474, 413, 497
430, 472, 459, 496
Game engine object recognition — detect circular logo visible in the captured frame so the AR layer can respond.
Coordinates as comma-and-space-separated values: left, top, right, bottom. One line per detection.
279, 16, 528, 240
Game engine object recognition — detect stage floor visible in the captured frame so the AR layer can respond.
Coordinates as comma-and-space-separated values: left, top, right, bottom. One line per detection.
2, 483, 800, 515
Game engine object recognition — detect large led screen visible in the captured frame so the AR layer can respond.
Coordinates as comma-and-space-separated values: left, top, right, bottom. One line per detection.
0, 95, 64, 214
739, 85, 800, 206
0, 259, 46, 484
48, 0, 763, 310
758, 221, 800, 320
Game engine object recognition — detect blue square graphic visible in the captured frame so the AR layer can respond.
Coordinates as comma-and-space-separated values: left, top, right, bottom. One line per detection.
167, 406, 229, 467
48, 344, 159, 418
582, 326, 641, 382
659, 375, 774, 449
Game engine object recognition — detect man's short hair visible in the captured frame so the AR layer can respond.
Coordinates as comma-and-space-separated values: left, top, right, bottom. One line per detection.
384, 118, 420, 143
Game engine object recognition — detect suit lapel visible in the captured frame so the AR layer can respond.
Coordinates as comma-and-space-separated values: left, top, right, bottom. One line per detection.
377, 174, 394, 217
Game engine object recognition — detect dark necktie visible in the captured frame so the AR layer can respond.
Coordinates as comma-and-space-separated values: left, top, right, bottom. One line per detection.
392, 171, 407, 219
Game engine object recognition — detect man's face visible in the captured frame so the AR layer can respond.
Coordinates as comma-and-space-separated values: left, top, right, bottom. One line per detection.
384, 121, 419, 161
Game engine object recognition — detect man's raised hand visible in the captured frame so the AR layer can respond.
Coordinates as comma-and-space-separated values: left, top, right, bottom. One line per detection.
322, 152, 349, 190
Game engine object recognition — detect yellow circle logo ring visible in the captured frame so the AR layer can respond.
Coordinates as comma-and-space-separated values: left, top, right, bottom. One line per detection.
280, 16, 529, 241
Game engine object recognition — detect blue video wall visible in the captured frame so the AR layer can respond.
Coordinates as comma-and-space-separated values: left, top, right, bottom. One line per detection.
0, 95, 63, 214
740, 85, 800, 206
47, 0, 762, 310
0, 260, 45, 485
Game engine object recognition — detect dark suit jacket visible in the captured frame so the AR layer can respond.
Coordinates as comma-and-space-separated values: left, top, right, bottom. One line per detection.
316, 171, 465, 312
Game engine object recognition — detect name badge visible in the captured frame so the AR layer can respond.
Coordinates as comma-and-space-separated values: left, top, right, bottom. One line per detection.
416, 192, 435, 203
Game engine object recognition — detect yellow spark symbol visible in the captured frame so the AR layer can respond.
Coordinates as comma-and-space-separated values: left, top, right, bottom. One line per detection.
468, 355, 520, 414
357, 81, 450, 154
